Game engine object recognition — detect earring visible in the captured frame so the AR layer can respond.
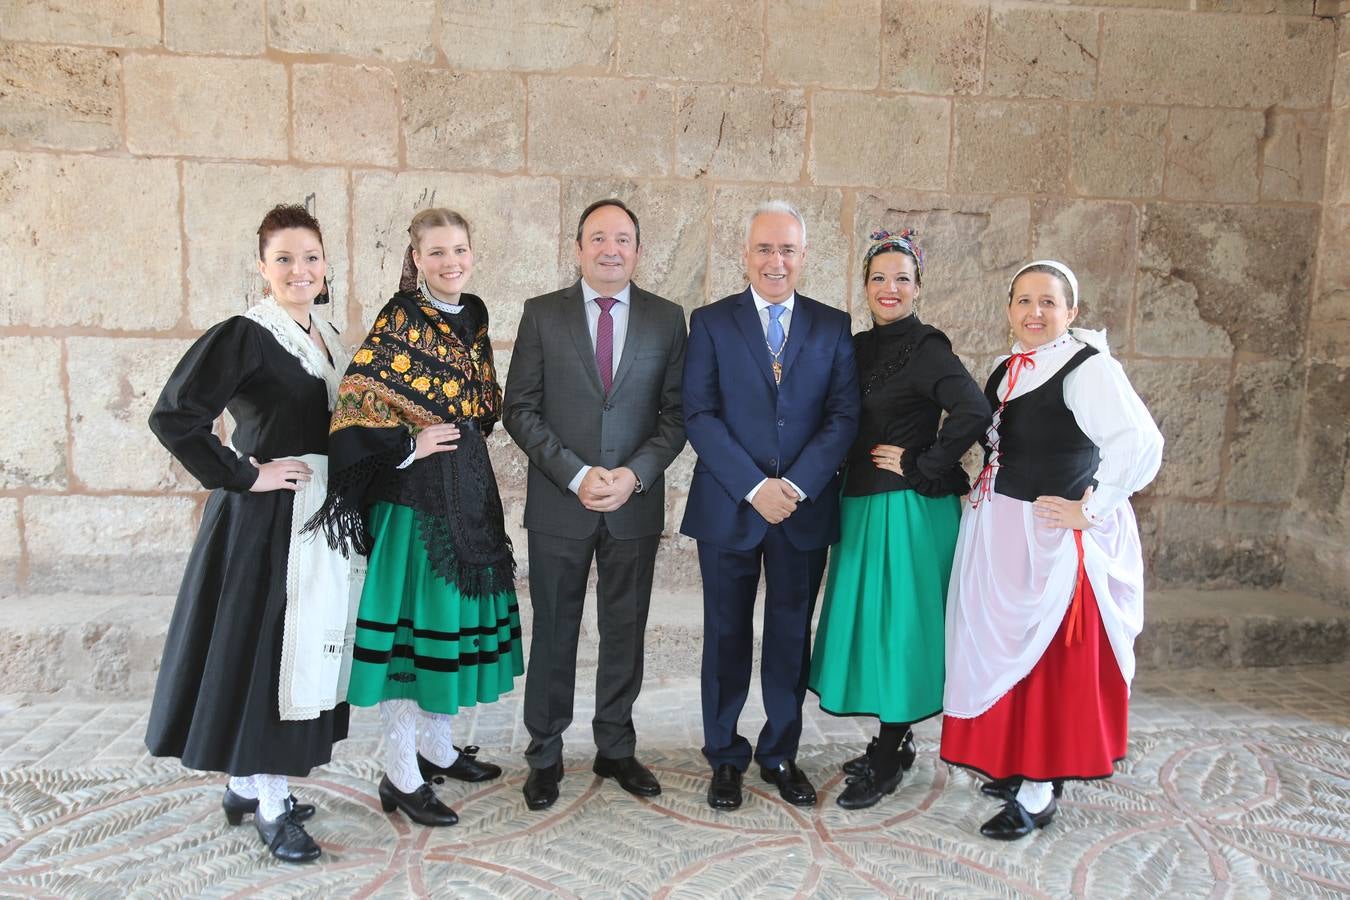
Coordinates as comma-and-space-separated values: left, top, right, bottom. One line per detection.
262, 282, 271, 298
1008, 327, 1015, 344
314, 275, 332, 305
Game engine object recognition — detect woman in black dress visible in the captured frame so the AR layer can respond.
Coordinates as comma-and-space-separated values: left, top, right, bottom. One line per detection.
146, 205, 351, 863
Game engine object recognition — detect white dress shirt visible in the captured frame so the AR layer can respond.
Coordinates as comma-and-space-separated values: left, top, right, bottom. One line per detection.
568, 280, 635, 495
744, 286, 805, 504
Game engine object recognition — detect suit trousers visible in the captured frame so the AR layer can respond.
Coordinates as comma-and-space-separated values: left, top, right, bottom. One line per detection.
698, 525, 827, 771
523, 521, 659, 769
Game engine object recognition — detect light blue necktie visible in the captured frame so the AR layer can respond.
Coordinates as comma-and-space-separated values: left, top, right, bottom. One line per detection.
767, 304, 787, 355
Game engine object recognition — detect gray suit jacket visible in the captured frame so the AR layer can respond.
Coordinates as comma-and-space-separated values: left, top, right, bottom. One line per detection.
503, 281, 687, 540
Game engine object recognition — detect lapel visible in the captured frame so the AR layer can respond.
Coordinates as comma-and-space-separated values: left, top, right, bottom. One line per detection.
562, 281, 604, 396
781, 293, 813, 377
608, 285, 647, 396
733, 288, 777, 388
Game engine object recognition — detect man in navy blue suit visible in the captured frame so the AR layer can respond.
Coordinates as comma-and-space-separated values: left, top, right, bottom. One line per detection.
680, 200, 860, 810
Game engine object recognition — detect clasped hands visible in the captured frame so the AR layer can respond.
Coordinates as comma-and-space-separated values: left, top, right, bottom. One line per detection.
579, 466, 639, 513
751, 478, 800, 525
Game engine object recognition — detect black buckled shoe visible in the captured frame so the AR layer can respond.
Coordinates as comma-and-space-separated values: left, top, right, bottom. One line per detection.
522, 761, 564, 811
979, 796, 1057, 840
377, 775, 459, 827
842, 730, 916, 777
223, 788, 315, 826
418, 745, 502, 784
980, 778, 1064, 802
706, 763, 743, 811
836, 763, 904, 810
254, 799, 321, 863
760, 759, 817, 807
593, 755, 661, 797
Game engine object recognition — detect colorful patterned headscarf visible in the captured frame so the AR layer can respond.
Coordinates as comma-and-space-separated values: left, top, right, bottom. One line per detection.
863, 228, 924, 284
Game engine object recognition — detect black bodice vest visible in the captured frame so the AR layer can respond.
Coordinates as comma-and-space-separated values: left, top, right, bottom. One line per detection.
984, 345, 1100, 503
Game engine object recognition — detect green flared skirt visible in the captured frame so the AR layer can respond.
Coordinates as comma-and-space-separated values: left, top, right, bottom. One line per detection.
347, 501, 523, 714
808, 489, 961, 723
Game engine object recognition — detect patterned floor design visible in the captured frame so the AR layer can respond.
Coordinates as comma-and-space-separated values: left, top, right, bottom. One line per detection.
1, 665, 1347, 898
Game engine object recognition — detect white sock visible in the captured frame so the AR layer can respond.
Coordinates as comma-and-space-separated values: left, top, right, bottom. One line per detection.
255, 774, 290, 821
1016, 779, 1054, 814
417, 710, 460, 769
227, 775, 257, 799
380, 699, 424, 793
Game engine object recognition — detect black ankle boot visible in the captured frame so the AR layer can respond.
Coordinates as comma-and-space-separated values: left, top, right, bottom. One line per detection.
378, 775, 459, 827
254, 799, 321, 863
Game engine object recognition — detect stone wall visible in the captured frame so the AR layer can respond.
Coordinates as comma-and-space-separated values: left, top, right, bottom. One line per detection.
0, 0, 1343, 600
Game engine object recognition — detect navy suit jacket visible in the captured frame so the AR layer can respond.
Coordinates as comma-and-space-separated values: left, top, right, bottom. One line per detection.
679, 288, 860, 552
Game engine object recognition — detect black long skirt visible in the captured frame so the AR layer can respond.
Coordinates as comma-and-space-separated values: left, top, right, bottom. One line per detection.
145, 487, 349, 777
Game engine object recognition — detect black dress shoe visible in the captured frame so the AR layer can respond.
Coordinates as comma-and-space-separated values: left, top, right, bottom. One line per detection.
377, 775, 459, 826
522, 761, 564, 810
223, 788, 315, 826
760, 760, 817, 807
980, 778, 1064, 802
593, 755, 661, 797
836, 764, 904, 810
706, 763, 743, 810
418, 745, 502, 784
254, 799, 321, 863
979, 796, 1057, 840
842, 731, 916, 777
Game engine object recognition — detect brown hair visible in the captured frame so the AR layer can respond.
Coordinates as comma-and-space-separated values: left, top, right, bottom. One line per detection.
1008, 264, 1075, 307
576, 198, 641, 246
257, 203, 324, 259
400, 207, 472, 292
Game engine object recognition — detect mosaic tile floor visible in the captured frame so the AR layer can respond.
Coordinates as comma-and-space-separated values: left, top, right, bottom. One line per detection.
1, 665, 1347, 898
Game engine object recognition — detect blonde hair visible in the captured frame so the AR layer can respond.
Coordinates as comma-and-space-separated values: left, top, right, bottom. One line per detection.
409, 207, 472, 250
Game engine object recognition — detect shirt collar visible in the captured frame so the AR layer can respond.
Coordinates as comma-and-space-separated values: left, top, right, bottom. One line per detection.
581, 279, 632, 305
749, 285, 795, 314
1011, 332, 1076, 355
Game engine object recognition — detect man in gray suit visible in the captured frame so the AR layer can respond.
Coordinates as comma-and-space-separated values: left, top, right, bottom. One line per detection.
503, 199, 687, 810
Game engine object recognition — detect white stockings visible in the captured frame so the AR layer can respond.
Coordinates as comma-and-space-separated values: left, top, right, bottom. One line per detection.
1016, 779, 1054, 814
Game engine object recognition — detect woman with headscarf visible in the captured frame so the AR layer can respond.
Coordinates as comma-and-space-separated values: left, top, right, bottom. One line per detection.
308, 208, 523, 827
808, 230, 990, 809
147, 204, 352, 863
940, 260, 1163, 840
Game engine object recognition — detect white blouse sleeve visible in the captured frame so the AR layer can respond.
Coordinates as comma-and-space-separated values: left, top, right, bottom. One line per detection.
1063, 353, 1164, 524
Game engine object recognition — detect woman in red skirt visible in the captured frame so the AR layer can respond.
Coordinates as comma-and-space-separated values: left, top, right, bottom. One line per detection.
940, 260, 1163, 840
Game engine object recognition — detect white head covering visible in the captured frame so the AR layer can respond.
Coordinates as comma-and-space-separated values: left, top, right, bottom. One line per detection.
1009, 259, 1079, 308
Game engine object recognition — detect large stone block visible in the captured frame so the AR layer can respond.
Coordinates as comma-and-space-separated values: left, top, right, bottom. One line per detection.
1308, 203, 1350, 363
68, 338, 197, 492
1164, 109, 1263, 203
293, 64, 399, 167
438, 0, 614, 72
1294, 363, 1350, 516
1260, 110, 1327, 204
556, 179, 711, 314
1098, 11, 1333, 108
0, 153, 181, 329
952, 100, 1069, 194
183, 163, 351, 332
0, 0, 159, 47
708, 186, 850, 314
1153, 501, 1285, 589
881, 0, 985, 95
0, 627, 64, 692
985, 6, 1098, 100
402, 69, 524, 172
528, 78, 673, 177
1069, 105, 1167, 199
1125, 359, 1228, 498
164, 0, 265, 55
810, 92, 949, 191
675, 86, 805, 183
1137, 203, 1317, 359
0, 498, 17, 594
765, 0, 879, 89
0, 44, 120, 151
1030, 200, 1137, 342
351, 170, 560, 341
1324, 108, 1350, 207
852, 192, 1030, 352
1133, 271, 1234, 359
267, 0, 436, 61
0, 338, 63, 490
125, 56, 287, 160
24, 495, 198, 594
1226, 361, 1302, 504
615, 0, 761, 82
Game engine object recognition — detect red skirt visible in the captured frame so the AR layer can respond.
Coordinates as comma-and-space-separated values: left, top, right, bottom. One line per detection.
940, 575, 1128, 782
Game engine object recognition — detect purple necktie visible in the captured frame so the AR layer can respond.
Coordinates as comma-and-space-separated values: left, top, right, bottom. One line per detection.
595, 297, 616, 394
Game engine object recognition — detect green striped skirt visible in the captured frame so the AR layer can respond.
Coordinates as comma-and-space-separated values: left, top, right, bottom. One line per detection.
808, 489, 960, 723
348, 501, 523, 714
